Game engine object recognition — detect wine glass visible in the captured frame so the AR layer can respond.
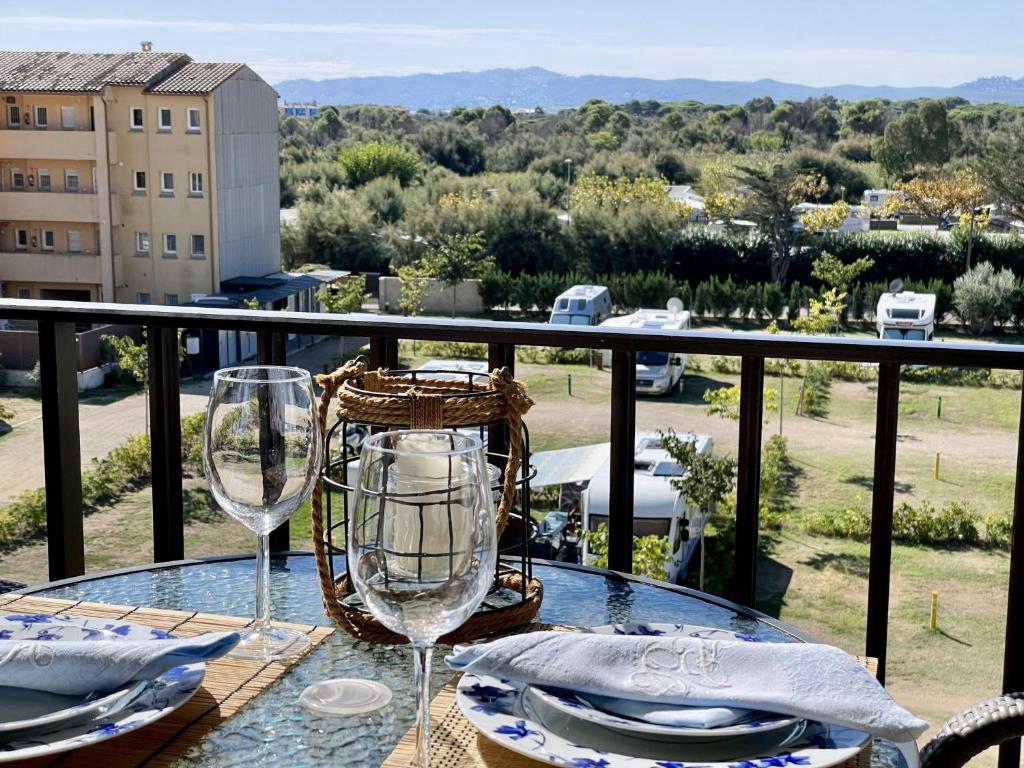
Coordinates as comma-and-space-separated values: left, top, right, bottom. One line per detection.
204, 365, 322, 660
349, 430, 497, 768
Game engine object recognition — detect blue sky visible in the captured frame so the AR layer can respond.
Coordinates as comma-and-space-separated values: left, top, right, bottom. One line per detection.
2, 1, 1023, 86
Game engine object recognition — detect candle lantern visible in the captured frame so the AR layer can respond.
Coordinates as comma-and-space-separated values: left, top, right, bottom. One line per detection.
311, 356, 542, 644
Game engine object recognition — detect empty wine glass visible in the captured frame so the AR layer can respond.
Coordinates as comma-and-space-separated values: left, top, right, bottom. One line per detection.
349, 430, 497, 768
204, 366, 321, 660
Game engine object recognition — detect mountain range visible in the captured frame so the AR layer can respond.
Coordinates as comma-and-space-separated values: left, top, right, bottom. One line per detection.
274, 67, 1024, 111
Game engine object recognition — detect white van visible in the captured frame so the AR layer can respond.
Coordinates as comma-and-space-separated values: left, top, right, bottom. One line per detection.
876, 291, 936, 341
599, 307, 690, 395
549, 285, 612, 326
582, 431, 714, 583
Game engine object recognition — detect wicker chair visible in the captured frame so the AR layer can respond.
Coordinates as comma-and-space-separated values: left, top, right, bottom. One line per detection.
920, 692, 1024, 768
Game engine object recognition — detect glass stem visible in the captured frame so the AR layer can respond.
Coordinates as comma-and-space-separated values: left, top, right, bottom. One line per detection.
412, 641, 434, 768
254, 532, 271, 633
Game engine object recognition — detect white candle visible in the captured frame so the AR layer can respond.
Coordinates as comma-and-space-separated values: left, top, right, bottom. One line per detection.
383, 433, 474, 582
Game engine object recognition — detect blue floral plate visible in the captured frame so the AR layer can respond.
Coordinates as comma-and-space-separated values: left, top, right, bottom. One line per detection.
0, 614, 205, 763
457, 672, 870, 768
529, 623, 802, 742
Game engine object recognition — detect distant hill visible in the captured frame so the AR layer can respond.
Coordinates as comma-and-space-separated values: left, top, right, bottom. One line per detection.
273, 67, 1024, 110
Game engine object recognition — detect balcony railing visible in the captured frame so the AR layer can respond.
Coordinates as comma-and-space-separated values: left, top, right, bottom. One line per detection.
1, 298, 1023, 766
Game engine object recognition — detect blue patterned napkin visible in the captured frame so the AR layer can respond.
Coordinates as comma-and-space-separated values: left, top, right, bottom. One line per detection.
0, 632, 239, 695
446, 631, 928, 743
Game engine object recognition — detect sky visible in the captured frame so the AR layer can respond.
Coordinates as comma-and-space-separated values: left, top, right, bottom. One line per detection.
2, 1, 1024, 87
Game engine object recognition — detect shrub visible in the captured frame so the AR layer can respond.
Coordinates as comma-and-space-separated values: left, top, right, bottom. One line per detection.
478, 267, 514, 310
985, 513, 1014, 549
760, 435, 797, 514
338, 141, 422, 187
803, 507, 871, 539
954, 262, 1017, 334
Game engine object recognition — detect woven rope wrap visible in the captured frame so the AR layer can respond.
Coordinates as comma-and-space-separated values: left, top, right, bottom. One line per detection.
309, 358, 542, 642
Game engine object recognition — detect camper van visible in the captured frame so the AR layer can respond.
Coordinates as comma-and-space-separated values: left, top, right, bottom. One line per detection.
876, 287, 936, 341
599, 303, 690, 395
581, 431, 714, 583
549, 285, 613, 326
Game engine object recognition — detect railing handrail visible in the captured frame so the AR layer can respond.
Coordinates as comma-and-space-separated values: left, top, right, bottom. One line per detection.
2, 298, 1024, 369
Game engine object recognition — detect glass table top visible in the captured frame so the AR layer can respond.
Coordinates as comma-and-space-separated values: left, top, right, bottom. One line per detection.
25, 554, 897, 768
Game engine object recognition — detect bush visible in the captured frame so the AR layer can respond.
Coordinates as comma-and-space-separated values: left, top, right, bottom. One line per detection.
954, 261, 1017, 334
760, 435, 797, 514
803, 507, 871, 539
893, 500, 980, 546
338, 141, 422, 187
985, 513, 1014, 549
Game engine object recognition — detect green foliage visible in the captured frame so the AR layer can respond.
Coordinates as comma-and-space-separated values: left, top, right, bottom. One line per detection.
759, 435, 797, 515
811, 251, 874, 292
414, 232, 493, 317
659, 429, 737, 516
582, 522, 673, 581
338, 141, 422, 187
318, 275, 369, 314
292, 191, 391, 272
357, 176, 407, 224
103, 333, 148, 384
702, 385, 778, 421
954, 262, 1017, 334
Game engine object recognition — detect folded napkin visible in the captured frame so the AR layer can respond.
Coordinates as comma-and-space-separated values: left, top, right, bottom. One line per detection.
0, 632, 240, 696
583, 693, 750, 728
446, 631, 929, 743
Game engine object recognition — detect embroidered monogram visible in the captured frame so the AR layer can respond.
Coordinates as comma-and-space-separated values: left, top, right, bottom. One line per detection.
628, 639, 731, 694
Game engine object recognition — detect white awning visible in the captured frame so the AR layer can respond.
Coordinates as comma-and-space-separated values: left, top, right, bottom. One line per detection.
529, 443, 610, 488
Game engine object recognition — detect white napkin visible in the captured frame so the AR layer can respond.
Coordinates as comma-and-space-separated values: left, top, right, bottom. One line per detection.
583, 693, 751, 728
445, 631, 929, 743
0, 632, 240, 696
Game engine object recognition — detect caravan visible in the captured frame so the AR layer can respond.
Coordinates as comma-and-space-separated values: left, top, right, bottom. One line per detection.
581, 432, 714, 584
599, 301, 690, 395
548, 285, 612, 326
876, 282, 936, 341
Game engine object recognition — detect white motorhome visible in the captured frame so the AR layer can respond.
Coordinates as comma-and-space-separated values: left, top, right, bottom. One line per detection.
549, 285, 613, 326
876, 290, 936, 341
599, 304, 690, 395
581, 431, 714, 584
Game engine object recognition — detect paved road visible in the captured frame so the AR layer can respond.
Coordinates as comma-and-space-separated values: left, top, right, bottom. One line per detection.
0, 335, 369, 503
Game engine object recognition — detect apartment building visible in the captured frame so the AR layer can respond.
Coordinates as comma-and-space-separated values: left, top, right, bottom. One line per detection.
0, 51, 280, 304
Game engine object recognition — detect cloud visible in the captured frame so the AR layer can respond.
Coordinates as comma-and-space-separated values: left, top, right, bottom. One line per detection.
0, 15, 529, 42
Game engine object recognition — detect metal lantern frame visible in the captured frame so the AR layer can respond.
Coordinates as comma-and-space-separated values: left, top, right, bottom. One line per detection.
319, 365, 539, 627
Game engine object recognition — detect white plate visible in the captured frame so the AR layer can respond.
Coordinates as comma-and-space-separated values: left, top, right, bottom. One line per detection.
0, 613, 205, 761
528, 622, 802, 741
0, 682, 147, 739
457, 672, 870, 768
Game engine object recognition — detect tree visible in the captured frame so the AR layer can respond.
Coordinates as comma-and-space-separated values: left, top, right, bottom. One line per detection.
954, 262, 1016, 334
338, 141, 421, 187
417, 232, 493, 317
799, 201, 850, 233
104, 333, 152, 433
811, 251, 874, 293
317, 276, 369, 314
980, 130, 1024, 223
875, 100, 956, 178
396, 263, 429, 316
882, 170, 987, 268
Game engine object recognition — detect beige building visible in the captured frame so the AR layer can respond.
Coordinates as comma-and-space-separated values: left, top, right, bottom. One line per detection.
0, 51, 280, 304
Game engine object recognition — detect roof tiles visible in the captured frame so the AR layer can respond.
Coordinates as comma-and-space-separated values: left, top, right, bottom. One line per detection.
147, 62, 244, 94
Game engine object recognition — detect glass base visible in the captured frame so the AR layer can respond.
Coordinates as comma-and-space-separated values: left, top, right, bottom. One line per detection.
229, 625, 311, 661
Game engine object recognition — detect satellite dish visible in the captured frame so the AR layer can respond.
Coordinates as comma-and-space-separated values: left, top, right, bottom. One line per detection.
889, 278, 904, 294
666, 297, 684, 314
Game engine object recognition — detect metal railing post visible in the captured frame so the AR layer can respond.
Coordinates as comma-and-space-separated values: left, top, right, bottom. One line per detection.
148, 326, 184, 563
608, 350, 636, 573
38, 321, 85, 580
998, 382, 1024, 768
488, 343, 516, 471
734, 356, 765, 606
370, 336, 399, 370
866, 361, 900, 684
257, 331, 290, 552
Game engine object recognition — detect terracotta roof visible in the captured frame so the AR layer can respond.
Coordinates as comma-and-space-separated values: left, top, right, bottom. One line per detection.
0, 51, 190, 92
146, 62, 244, 94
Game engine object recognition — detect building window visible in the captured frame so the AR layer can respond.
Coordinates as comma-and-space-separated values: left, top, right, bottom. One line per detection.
163, 233, 177, 256
190, 234, 205, 258
16, 288, 30, 299
133, 170, 146, 192
61, 106, 75, 129
158, 107, 172, 131
38, 169, 51, 191
160, 172, 174, 194
41, 230, 54, 251
34, 106, 47, 127
7, 105, 19, 127
68, 230, 81, 253
130, 107, 144, 130
189, 172, 204, 196
11, 169, 25, 189
136, 231, 150, 254
137, 292, 151, 304
164, 293, 179, 306
187, 108, 201, 132
65, 170, 79, 192
14, 229, 28, 250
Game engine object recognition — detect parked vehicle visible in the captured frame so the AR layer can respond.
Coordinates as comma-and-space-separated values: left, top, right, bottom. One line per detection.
599, 301, 690, 396
548, 285, 612, 326
581, 431, 714, 583
414, 359, 490, 382
876, 281, 936, 341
